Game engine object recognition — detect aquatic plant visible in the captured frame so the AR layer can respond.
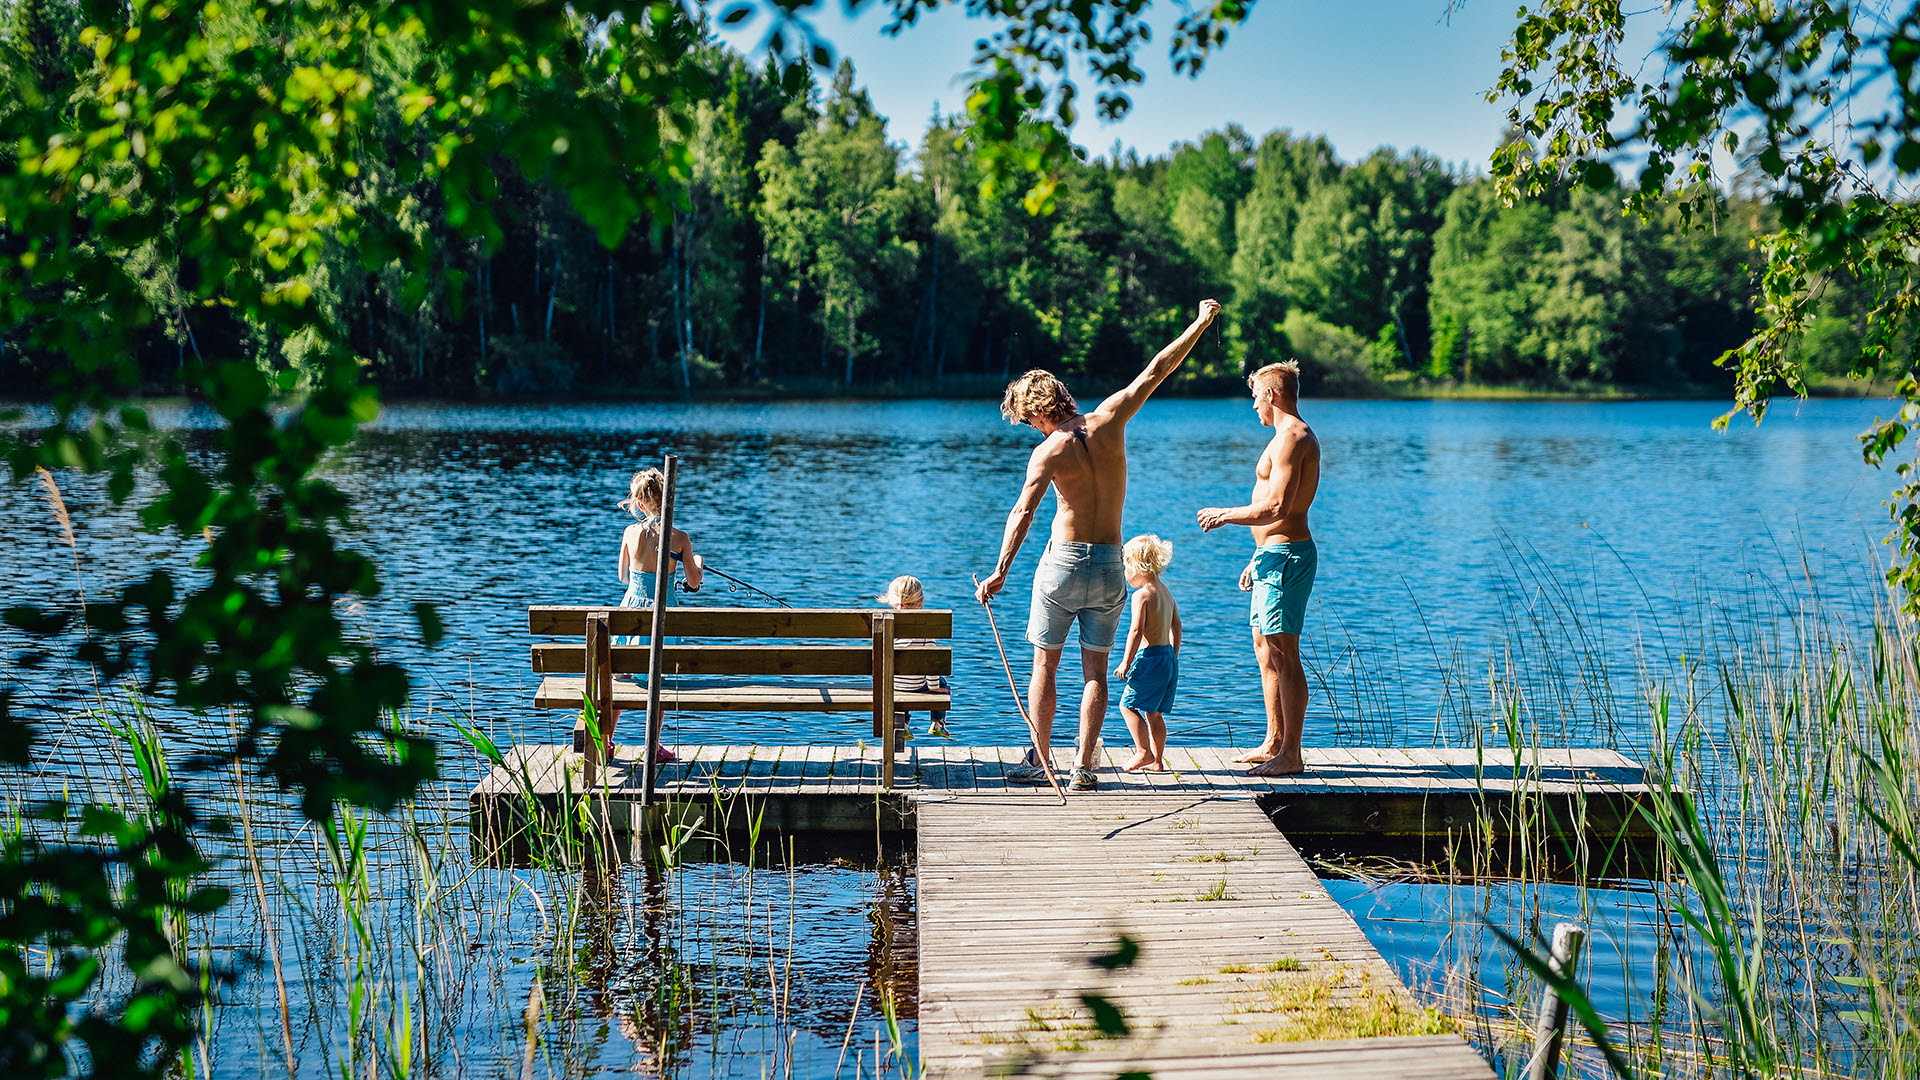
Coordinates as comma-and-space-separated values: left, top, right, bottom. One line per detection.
1313, 544, 1920, 1078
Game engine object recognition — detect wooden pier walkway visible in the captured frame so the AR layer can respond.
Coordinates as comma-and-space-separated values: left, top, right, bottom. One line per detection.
915, 793, 1496, 1078
470, 743, 1655, 1078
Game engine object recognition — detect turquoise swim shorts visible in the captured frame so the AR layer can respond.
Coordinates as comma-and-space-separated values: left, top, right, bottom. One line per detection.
1249, 540, 1317, 636
1119, 644, 1178, 714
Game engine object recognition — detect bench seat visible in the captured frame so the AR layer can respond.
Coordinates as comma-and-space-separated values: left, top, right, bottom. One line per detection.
535, 676, 951, 713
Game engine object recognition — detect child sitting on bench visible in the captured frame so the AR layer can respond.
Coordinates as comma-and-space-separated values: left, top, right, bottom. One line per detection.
878, 575, 951, 738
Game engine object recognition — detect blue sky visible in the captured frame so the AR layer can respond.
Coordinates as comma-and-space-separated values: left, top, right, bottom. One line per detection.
715, 1, 1678, 171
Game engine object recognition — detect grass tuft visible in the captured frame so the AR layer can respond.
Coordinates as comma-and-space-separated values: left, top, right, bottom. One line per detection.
1234, 967, 1454, 1042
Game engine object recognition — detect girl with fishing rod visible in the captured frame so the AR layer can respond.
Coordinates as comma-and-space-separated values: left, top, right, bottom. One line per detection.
615, 467, 705, 763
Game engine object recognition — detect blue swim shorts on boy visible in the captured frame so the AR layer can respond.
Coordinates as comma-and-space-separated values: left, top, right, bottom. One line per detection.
1249, 540, 1317, 636
1119, 644, 1178, 714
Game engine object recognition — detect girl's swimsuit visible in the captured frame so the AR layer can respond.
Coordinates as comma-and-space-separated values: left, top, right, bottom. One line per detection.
617, 528, 686, 647
616, 571, 658, 648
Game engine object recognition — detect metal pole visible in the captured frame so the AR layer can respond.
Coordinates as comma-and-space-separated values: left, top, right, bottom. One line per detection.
640, 454, 678, 809
1528, 922, 1586, 1080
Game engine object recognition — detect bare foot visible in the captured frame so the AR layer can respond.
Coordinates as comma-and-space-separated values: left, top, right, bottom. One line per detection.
1147, 760, 1169, 772
1232, 746, 1280, 764
1246, 755, 1306, 777
1123, 751, 1156, 772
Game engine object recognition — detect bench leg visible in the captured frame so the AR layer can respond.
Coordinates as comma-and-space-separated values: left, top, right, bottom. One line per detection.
873, 612, 896, 791
882, 711, 896, 790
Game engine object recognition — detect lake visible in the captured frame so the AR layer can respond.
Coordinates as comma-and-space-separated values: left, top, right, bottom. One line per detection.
8, 396, 1893, 747
2, 395, 1901, 1076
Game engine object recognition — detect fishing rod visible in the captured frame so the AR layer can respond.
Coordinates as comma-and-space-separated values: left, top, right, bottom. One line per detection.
679, 563, 793, 608
973, 574, 1067, 804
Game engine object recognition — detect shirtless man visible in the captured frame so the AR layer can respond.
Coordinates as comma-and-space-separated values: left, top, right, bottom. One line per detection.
1196, 361, 1321, 777
977, 299, 1223, 791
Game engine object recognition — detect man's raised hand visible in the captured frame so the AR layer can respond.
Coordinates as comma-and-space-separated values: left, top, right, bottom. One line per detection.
1198, 299, 1221, 324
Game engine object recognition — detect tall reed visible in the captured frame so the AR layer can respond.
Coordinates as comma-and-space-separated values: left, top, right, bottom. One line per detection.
18, 692, 919, 1080
1313, 546, 1920, 1079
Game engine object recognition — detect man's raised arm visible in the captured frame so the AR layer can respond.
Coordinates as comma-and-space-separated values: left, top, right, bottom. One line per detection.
1096, 299, 1222, 424
975, 446, 1055, 603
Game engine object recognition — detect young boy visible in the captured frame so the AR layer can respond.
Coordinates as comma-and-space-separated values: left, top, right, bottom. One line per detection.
1113, 535, 1180, 772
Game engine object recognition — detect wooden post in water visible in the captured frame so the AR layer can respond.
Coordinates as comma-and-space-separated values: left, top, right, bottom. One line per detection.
872, 611, 896, 790
640, 454, 678, 809
1528, 922, 1586, 1080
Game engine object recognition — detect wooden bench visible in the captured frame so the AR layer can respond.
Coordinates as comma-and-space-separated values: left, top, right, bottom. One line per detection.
526, 606, 954, 790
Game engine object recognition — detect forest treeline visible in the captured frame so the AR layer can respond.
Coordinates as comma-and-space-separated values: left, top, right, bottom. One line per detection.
0, 5, 1881, 397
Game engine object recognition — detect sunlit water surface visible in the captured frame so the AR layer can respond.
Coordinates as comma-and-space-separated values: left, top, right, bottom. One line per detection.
4, 396, 1899, 1073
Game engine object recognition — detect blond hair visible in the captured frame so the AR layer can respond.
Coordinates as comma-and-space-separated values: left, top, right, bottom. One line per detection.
1124, 534, 1174, 577
876, 575, 925, 608
619, 468, 665, 519
1000, 369, 1079, 426
1249, 360, 1301, 399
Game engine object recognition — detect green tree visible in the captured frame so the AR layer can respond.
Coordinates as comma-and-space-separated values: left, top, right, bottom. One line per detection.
1163, 126, 1253, 285
5, 0, 81, 105
1228, 131, 1340, 369
1426, 181, 1557, 382
1007, 163, 1122, 376
756, 61, 916, 383
1290, 149, 1452, 368
1492, 0, 1920, 606
1108, 163, 1205, 376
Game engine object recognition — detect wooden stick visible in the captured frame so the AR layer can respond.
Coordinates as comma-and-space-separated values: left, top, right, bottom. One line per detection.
972, 575, 1066, 804
640, 454, 678, 808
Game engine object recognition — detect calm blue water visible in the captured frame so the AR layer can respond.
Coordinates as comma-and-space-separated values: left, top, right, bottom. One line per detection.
314, 396, 1909, 749
2, 396, 1901, 1075
6, 397, 1893, 748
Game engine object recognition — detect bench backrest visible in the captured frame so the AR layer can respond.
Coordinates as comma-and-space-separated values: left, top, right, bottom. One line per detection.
526, 606, 952, 678
528, 606, 951, 639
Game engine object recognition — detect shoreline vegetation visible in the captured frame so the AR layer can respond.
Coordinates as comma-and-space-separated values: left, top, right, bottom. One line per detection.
322, 375, 1906, 404
12, 373, 1893, 408
4, 43, 1901, 408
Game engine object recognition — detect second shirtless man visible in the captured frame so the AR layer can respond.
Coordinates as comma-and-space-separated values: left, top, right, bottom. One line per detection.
1196, 361, 1321, 777
977, 299, 1222, 791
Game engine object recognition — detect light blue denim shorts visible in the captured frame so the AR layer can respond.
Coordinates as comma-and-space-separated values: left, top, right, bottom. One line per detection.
1027, 541, 1127, 653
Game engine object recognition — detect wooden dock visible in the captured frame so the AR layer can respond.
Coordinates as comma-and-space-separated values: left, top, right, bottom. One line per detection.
471, 742, 1657, 841
916, 794, 1495, 1078
469, 743, 1657, 1078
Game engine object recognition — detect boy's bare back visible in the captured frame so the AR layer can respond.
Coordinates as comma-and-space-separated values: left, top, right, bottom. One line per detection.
1133, 579, 1177, 647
